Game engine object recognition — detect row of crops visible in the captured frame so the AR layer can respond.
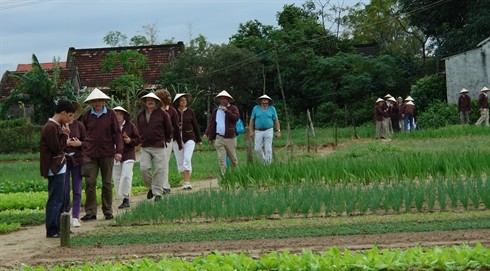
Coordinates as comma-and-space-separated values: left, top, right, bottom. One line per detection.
117, 176, 490, 224
21, 245, 490, 270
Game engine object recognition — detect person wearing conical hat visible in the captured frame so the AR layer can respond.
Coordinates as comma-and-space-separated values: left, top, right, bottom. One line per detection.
204, 90, 240, 176
136, 92, 173, 201
80, 88, 123, 221
155, 89, 183, 190
387, 96, 401, 133
112, 106, 140, 209
458, 88, 471, 124
383, 95, 394, 137
401, 100, 416, 132
63, 101, 87, 228
475, 87, 490, 127
173, 92, 202, 189
374, 98, 387, 139
249, 94, 280, 164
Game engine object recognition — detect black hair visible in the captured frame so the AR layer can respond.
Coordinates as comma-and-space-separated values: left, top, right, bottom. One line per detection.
55, 99, 76, 114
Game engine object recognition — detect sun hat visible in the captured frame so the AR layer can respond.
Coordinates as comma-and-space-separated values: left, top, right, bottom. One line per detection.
388, 97, 396, 102
384, 94, 393, 99
141, 92, 162, 102
480, 86, 490, 92
71, 101, 83, 120
113, 106, 130, 116
256, 94, 273, 104
406, 101, 415, 106
214, 90, 234, 102
460, 88, 469, 94
375, 98, 384, 104
84, 88, 110, 103
405, 96, 414, 101
173, 93, 192, 105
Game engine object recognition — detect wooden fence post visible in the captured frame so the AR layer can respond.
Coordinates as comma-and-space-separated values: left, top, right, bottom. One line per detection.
60, 212, 70, 247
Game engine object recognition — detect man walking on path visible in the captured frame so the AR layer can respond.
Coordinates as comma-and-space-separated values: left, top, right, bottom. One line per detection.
136, 92, 173, 201
475, 87, 489, 127
204, 90, 240, 176
249, 94, 281, 164
81, 88, 123, 221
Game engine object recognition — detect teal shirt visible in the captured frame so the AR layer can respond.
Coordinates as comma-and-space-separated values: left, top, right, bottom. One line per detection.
251, 105, 277, 129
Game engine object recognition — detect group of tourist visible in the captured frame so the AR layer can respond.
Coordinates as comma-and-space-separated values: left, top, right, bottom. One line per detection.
40, 88, 281, 238
374, 94, 416, 139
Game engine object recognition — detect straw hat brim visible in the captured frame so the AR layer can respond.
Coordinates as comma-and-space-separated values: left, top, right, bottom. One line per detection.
214, 90, 234, 102
173, 93, 192, 105
256, 94, 273, 104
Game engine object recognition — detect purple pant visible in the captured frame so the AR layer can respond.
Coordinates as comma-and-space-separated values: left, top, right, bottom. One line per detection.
64, 160, 82, 219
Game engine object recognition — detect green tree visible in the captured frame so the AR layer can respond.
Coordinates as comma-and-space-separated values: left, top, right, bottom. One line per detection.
103, 31, 128, 47
409, 74, 446, 113
101, 50, 149, 114
399, 0, 490, 57
1, 55, 75, 124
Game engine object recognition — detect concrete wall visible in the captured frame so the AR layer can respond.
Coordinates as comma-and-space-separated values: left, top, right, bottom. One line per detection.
445, 42, 490, 104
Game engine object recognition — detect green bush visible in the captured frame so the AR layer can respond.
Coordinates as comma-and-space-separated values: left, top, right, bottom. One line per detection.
0, 123, 41, 153
417, 101, 459, 129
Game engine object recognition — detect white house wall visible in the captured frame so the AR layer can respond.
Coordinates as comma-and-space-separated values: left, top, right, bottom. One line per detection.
445, 42, 490, 104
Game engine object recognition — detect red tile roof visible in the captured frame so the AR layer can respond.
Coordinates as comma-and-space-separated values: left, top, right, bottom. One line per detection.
67, 43, 184, 88
1, 42, 184, 101
16, 62, 67, 72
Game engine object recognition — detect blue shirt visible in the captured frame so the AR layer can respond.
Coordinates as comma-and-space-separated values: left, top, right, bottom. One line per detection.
90, 106, 108, 118
251, 105, 277, 129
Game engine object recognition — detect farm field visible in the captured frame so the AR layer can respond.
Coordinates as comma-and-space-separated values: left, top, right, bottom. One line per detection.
1, 125, 490, 270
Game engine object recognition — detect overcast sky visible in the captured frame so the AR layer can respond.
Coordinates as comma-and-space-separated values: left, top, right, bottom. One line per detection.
0, 0, 363, 76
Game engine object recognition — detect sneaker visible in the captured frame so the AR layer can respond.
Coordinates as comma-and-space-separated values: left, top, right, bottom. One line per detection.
163, 188, 171, 194
182, 182, 192, 190
80, 214, 97, 221
147, 189, 154, 199
118, 198, 130, 209
46, 233, 59, 238
104, 213, 114, 220
72, 218, 81, 228
154, 195, 162, 202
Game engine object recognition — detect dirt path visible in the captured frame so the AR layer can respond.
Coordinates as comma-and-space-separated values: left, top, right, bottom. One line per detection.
1, 177, 490, 269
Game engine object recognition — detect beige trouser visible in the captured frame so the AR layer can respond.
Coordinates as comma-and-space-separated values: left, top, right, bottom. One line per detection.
214, 135, 237, 175
475, 108, 489, 126
140, 147, 168, 196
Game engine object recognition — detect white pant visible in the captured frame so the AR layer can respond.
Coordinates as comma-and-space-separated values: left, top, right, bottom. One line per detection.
112, 160, 135, 199
163, 139, 174, 184
174, 140, 196, 173
254, 128, 273, 164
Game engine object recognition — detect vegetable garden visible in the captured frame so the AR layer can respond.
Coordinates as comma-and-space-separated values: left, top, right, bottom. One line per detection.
1, 125, 490, 270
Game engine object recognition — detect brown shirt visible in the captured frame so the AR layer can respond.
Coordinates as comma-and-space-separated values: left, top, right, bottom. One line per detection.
137, 107, 173, 148
205, 105, 240, 140
177, 107, 201, 143
82, 107, 124, 158
40, 119, 68, 178
458, 94, 471, 112
120, 120, 140, 161
66, 120, 87, 167
478, 93, 488, 109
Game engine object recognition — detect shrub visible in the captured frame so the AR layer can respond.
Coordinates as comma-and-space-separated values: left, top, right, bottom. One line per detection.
417, 101, 459, 129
